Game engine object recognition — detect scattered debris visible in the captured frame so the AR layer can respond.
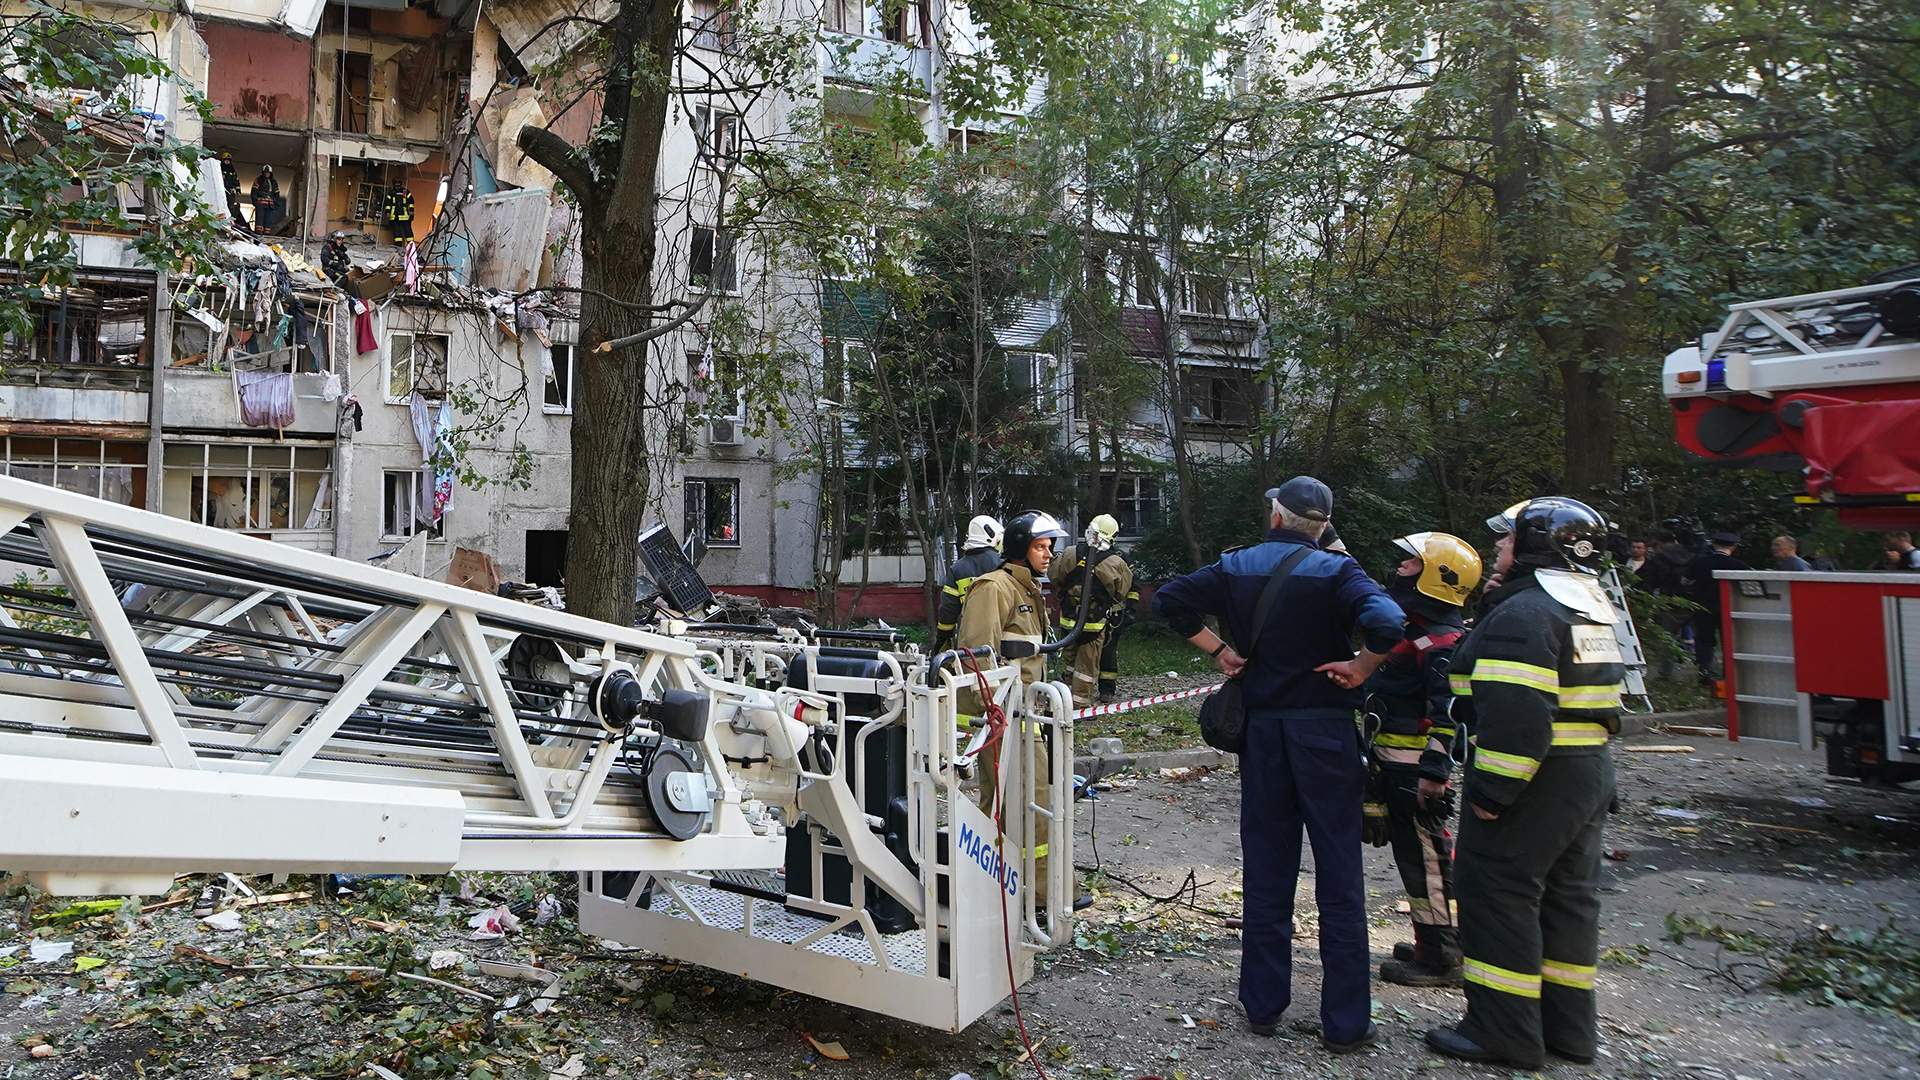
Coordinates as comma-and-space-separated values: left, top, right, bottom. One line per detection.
469, 904, 522, 939
429, 949, 467, 971
27, 940, 74, 964
1654, 807, 1705, 821
201, 908, 244, 932
533, 893, 564, 926
803, 1031, 851, 1061
73, 956, 107, 972
1788, 796, 1832, 809
232, 891, 312, 910
1626, 744, 1697, 754
30, 1042, 57, 1059
478, 958, 561, 1013
36, 898, 125, 924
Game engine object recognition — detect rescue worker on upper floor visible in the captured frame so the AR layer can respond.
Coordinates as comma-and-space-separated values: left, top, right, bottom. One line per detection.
953, 510, 1070, 905
933, 514, 1003, 654
1426, 497, 1625, 1070
1364, 531, 1482, 989
384, 182, 416, 241
1048, 513, 1135, 708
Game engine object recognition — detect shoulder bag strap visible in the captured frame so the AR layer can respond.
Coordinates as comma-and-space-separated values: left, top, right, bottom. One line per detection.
1244, 544, 1314, 654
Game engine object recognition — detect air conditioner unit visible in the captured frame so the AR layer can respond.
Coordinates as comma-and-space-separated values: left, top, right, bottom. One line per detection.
706, 417, 743, 446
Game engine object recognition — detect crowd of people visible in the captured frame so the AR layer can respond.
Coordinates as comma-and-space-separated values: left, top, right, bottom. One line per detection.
942, 478, 1630, 1070
1627, 525, 1920, 679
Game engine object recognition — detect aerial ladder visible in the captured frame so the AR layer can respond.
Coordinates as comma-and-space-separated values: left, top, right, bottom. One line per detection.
0, 475, 1075, 1031
1663, 274, 1920, 783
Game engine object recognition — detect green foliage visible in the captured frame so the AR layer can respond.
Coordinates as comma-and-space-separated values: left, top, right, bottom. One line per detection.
0, 2, 221, 341
1775, 923, 1920, 1017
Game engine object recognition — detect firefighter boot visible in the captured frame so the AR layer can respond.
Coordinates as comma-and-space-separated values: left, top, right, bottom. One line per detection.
1381, 924, 1463, 987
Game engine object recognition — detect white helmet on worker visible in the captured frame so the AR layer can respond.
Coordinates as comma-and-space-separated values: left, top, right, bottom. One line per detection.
964, 514, 1004, 552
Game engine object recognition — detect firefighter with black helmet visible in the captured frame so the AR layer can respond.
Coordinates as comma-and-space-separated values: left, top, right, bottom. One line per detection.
1364, 531, 1483, 988
1426, 497, 1625, 1069
954, 509, 1070, 900
933, 514, 1003, 654
1048, 513, 1134, 708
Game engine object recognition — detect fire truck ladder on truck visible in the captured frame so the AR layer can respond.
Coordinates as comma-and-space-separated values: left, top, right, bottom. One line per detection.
0, 476, 1074, 1032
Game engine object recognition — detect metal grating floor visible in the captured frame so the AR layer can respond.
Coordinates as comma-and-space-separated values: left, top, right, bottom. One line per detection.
649, 883, 929, 973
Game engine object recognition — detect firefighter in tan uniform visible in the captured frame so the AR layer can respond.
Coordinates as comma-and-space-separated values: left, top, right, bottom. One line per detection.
955, 510, 1069, 903
1048, 513, 1134, 708
1427, 497, 1625, 1070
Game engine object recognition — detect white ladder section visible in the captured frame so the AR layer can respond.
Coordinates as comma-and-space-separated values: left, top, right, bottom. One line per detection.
1601, 568, 1654, 713
0, 476, 1074, 1030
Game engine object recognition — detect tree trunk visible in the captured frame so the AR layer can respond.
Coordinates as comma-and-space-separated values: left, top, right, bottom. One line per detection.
1559, 360, 1616, 494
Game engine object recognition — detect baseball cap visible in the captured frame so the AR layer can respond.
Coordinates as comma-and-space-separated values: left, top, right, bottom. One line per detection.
1710, 530, 1741, 546
1265, 476, 1332, 522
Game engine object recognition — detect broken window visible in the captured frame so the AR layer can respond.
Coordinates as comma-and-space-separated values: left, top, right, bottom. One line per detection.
1005, 350, 1056, 407
685, 477, 740, 546
687, 0, 735, 51
695, 106, 740, 170
334, 49, 372, 134
690, 225, 738, 293
1111, 474, 1162, 536
386, 330, 449, 402
382, 469, 442, 539
1179, 367, 1254, 427
1182, 273, 1231, 317
544, 342, 574, 414
0, 281, 152, 367
162, 442, 333, 532
1, 438, 146, 507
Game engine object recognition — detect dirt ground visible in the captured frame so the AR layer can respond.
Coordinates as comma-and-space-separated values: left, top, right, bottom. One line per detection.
3, 731, 1917, 1079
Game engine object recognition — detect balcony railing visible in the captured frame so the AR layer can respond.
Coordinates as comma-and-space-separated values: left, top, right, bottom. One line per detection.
819, 31, 933, 95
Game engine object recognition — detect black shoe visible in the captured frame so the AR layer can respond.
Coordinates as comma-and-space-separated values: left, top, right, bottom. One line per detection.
1392, 942, 1417, 963
1548, 1044, 1597, 1065
1248, 1019, 1278, 1037
1425, 1026, 1499, 1063
1072, 893, 1095, 912
1324, 1023, 1378, 1054
1426, 1027, 1543, 1069
1380, 958, 1463, 987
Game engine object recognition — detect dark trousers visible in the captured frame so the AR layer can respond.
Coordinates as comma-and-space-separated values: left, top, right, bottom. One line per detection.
1455, 752, 1613, 1067
1382, 763, 1456, 948
1097, 623, 1124, 697
1691, 610, 1720, 677
1239, 713, 1369, 1041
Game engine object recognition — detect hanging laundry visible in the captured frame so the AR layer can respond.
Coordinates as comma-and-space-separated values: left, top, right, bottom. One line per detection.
236, 370, 296, 430
410, 390, 437, 526
403, 241, 421, 292
355, 301, 378, 355
320, 371, 343, 401
432, 396, 455, 523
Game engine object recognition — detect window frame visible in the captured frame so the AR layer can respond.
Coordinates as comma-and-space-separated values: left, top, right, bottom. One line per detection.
1, 436, 147, 506
689, 224, 740, 294
684, 476, 742, 548
1113, 474, 1162, 538
544, 341, 575, 415
385, 328, 451, 405
694, 105, 740, 170
380, 468, 445, 541
160, 441, 334, 533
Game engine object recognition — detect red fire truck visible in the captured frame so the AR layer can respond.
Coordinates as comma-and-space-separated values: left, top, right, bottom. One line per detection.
1663, 274, 1920, 784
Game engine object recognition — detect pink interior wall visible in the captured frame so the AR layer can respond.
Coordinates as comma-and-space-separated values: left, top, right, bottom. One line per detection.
202, 22, 312, 129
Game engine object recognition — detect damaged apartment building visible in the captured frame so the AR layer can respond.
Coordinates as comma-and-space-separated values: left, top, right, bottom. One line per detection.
3, 0, 588, 590
5, 0, 1246, 612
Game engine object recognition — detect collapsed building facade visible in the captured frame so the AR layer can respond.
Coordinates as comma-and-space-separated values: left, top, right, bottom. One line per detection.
3, 0, 1262, 616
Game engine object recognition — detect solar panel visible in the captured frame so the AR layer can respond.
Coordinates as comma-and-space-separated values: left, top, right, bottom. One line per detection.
637, 523, 715, 617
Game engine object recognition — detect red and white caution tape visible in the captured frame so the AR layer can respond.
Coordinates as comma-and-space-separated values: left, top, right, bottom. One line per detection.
1071, 682, 1222, 720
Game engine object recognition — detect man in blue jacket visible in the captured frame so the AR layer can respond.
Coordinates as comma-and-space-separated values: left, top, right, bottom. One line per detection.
1154, 476, 1404, 1053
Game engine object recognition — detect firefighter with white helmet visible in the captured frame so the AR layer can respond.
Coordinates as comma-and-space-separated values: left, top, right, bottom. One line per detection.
1048, 513, 1136, 707
955, 509, 1070, 901
1362, 531, 1483, 988
933, 514, 1004, 653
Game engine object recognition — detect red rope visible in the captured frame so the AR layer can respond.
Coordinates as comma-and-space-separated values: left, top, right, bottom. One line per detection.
957, 649, 1049, 1080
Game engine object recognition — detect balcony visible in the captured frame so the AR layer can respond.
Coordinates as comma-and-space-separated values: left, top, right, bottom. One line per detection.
819, 31, 933, 99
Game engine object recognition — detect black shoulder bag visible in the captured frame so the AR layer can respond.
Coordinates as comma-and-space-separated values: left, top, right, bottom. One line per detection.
1198, 544, 1313, 754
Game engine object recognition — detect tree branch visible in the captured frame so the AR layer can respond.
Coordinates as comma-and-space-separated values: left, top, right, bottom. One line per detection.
1656, 129, 1806, 172
516, 125, 600, 213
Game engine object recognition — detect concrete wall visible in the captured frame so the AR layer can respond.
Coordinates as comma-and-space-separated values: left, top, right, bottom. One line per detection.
202, 22, 312, 129
333, 303, 573, 581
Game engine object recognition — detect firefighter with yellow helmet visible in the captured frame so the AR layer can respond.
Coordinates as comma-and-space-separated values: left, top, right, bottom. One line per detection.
1048, 513, 1135, 708
1361, 531, 1483, 987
